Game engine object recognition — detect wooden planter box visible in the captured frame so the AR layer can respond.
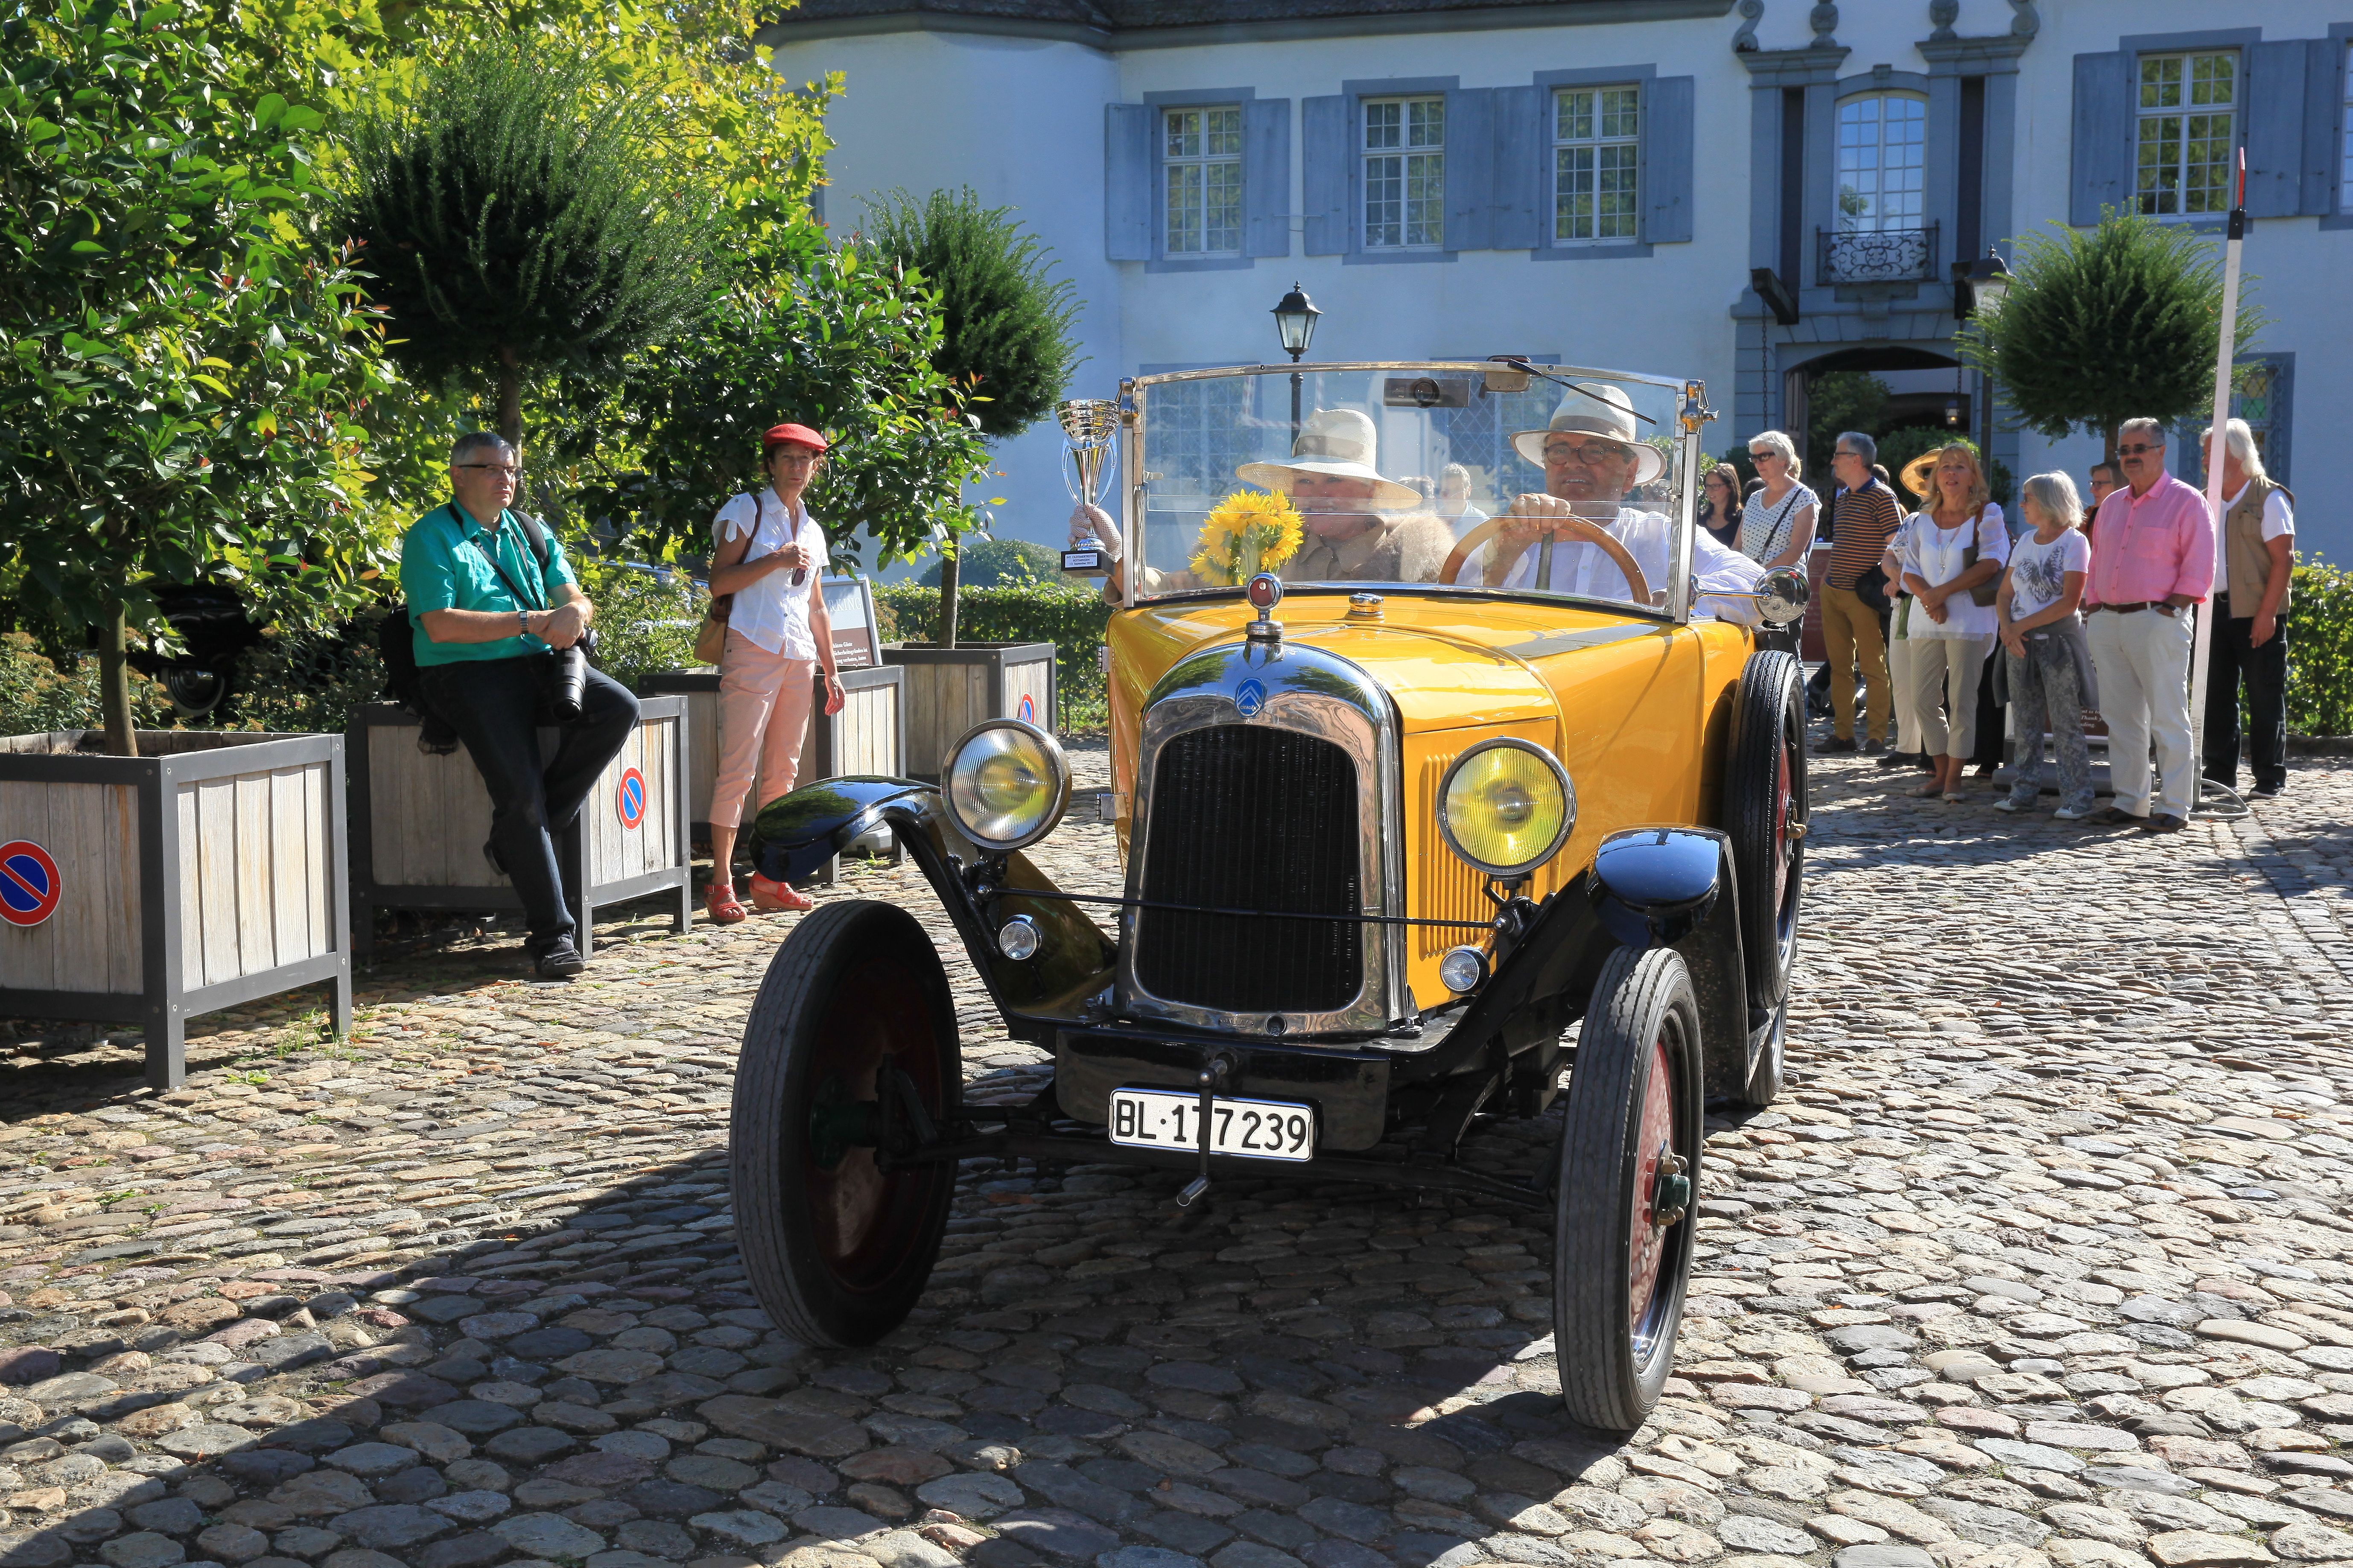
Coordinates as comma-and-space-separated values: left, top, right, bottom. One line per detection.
639, 665, 906, 885
348, 697, 691, 958
884, 641, 1058, 780
0, 730, 351, 1090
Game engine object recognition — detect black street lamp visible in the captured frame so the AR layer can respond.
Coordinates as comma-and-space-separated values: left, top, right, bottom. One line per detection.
1950, 248, 2012, 464
1272, 283, 1320, 442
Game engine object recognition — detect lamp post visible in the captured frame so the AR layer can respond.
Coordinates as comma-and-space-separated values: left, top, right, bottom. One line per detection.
1272, 283, 1320, 443
1950, 248, 2011, 465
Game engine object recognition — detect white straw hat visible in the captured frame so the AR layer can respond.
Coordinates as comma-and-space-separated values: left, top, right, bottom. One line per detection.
1511, 384, 1668, 487
1238, 408, 1425, 509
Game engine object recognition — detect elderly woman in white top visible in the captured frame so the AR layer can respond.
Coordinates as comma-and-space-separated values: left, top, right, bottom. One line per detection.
704, 423, 844, 923
1897, 442, 2009, 802
1737, 429, 1816, 571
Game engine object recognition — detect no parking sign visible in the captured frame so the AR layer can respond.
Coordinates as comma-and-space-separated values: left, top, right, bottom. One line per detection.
0, 840, 62, 927
616, 768, 647, 831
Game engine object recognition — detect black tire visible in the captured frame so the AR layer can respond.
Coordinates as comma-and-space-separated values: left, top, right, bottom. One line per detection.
1727, 650, 1807, 1107
731, 899, 959, 1347
1556, 946, 1703, 1433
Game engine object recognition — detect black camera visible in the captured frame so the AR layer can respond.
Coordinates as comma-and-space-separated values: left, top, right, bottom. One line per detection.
546, 629, 600, 721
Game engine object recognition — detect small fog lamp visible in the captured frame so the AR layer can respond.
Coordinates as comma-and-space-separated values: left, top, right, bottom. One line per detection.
1439, 946, 1489, 994
1437, 739, 1575, 878
943, 719, 1070, 852
997, 915, 1041, 961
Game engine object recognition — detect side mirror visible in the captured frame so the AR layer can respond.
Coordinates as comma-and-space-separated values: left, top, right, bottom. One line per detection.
1756, 566, 1809, 626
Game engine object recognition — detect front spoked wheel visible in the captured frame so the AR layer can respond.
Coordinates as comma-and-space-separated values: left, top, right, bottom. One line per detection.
731, 900, 960, 1347
1555, 946, 1703, 1433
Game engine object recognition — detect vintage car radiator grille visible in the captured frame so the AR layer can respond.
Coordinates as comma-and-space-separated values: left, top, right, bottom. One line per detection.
1136, 724, 1362, 1014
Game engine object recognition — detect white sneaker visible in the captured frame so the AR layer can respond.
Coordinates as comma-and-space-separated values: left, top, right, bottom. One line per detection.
1993, 799, 2020, 813
2052, 804, 2090, 820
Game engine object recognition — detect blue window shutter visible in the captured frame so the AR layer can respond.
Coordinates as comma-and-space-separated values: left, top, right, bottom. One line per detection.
1105, 103, 1153, 260
1444, 88, 1493, 251
2300, 41, 2339, 216
1303, 95, 1349, 256
1244, 99, 1292, 258
2070, 52, 2134, 226
2245, 42, 2310, 218
1489, 85, 1543, 250
1643, 76, 1696, 244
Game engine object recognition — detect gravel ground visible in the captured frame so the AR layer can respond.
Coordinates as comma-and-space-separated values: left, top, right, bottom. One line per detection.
3, 740, 2352, 1568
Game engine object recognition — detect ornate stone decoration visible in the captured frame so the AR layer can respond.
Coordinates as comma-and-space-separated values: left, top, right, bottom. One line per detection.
1734, 0, 1764, 52
1929, 0, 1959, 40
1809, 1, 1837, 46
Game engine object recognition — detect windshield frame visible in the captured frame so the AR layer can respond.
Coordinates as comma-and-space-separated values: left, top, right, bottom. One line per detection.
1115, 360, 1702, 621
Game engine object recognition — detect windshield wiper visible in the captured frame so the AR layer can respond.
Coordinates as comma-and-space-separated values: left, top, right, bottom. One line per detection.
1486, 356, 1658, 426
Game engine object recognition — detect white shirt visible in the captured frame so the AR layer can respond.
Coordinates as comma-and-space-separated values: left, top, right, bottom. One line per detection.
712, 490, 826, 659
2214, 483, 2294, 594
1900, 503, 2009, 640
1495, 506, 1767, 625
1740, 482, 1818, 565
2006, 527, 2091, 621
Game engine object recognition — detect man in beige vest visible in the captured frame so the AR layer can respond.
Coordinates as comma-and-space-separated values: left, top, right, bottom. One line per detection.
2201, 417, 2294, 799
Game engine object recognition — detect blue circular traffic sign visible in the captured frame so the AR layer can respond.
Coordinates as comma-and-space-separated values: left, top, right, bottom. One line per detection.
616, 768, 647, 831
0, 840, 63, 927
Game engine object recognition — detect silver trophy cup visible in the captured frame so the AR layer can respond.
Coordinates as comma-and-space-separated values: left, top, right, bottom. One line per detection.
1059, 399, 1119, 578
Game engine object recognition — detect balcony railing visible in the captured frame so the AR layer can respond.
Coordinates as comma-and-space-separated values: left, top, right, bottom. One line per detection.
1818, 222, 1939, 286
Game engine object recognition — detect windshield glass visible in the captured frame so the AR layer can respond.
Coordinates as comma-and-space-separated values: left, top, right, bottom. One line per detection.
1125, 362, 1701, 615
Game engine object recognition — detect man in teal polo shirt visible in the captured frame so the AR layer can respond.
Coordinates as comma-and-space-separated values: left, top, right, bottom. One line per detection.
402, 431, 639, 977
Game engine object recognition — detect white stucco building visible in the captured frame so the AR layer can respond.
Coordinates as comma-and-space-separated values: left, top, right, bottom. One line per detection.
763, 0, 2350, 562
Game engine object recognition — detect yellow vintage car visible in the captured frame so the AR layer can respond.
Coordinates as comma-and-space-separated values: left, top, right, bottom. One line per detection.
730, 359, 1810, 1432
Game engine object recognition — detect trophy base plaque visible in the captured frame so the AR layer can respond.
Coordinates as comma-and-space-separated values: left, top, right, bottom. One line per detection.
1061, 545, 1109, 577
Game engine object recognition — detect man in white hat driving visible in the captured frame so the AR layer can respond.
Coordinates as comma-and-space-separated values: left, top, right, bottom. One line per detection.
1073, 408, 1452, 600
1474, 384, 1766, 621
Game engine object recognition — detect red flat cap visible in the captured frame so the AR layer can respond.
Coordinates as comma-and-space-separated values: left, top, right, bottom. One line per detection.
762, 423, 829, 453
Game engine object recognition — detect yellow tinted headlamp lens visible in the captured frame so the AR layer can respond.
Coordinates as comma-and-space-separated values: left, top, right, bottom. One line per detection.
945, 722, 1068, 849
1439, 743, 1572, 875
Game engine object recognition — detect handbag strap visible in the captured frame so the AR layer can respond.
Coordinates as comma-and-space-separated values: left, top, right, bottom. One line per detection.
1754, 484, 1804, 560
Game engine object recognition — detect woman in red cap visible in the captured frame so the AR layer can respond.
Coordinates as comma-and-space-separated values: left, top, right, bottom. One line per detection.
704, 423, 845, 922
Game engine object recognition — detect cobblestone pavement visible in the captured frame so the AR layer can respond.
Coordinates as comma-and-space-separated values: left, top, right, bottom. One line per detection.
6, 741, 2353, 1568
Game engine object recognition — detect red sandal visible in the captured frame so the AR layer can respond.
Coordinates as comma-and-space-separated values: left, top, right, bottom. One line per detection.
705, 880, 749, 925
749, 874, 814, 913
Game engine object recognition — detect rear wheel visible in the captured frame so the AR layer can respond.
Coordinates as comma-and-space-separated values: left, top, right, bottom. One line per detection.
731, 900, 959, 1347
1556, 946, 1702, 1433
1727, 650, 1807, 1107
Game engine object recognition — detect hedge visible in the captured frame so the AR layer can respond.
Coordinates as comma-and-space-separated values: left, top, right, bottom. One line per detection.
875, 581, 1112, 729
2287, 558, 2353, 739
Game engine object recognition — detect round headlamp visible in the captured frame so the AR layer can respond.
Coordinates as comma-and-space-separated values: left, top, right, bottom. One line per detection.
943, 719, 1070, 852
1437, 739, 1575, 879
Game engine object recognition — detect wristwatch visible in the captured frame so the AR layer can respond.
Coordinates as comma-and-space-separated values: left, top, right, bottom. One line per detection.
518, 609, 532, 637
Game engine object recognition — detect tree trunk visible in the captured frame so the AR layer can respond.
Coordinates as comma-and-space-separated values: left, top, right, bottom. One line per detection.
496, 344, 524, 450
938, 541, 960, 650
96, 596, 137, 758
2105, 422, 2122, 469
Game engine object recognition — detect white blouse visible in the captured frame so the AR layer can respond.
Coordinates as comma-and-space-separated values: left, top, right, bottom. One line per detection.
712, 490, 826, 660
1900, 503, 2009, 640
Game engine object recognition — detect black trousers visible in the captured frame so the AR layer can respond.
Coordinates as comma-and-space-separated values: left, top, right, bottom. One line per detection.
2203, 612, 2289, 791
421, 655, 640, 948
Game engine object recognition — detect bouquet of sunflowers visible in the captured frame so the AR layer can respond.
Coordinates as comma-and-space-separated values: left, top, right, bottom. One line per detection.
1190, 490, 1304, 585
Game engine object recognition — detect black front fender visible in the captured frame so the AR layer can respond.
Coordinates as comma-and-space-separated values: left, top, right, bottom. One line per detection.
750, 778, 1116, 1045
1593, 827, 1751, 1097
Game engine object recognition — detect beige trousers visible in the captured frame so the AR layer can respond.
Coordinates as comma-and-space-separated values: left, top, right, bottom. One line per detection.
1906, 635, 1995, 759
712, 629, 816, 830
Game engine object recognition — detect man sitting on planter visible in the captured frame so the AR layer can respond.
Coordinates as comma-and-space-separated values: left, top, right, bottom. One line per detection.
401, 432, 639, 978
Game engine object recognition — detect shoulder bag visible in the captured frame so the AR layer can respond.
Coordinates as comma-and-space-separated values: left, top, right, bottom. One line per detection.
695, 492, 776, 666
1956, 504, 2001, 607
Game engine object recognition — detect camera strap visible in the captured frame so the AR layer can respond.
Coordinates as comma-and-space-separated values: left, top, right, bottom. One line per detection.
452, 505, 550, 615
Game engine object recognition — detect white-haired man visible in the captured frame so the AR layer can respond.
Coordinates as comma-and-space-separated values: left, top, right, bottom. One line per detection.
1475, 384, 1766, 623
2201, 418, 2293, 799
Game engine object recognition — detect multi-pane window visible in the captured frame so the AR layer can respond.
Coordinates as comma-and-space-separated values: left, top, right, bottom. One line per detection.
1553, 85, 1641, 243
1363, 96, 1445, 249
2340, 42, 2353, 213
1164, 107, 1244, 256
2137, 51, 2236, 216
1834, 94, 1927, 230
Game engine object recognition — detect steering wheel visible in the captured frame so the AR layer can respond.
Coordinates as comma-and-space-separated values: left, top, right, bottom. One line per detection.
1440, 510, 1652, 606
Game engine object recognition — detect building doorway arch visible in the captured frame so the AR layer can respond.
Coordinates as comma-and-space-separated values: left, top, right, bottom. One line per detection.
1779, 343, 1975, 484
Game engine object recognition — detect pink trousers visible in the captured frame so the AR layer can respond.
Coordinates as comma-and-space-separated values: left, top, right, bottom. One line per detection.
712, 629, 815, 829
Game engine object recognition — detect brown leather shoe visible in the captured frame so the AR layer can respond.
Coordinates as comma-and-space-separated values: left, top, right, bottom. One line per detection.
2141, 813, 2188, 833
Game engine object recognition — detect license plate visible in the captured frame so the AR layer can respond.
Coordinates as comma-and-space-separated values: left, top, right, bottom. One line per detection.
1108, 1087, 1316, 1162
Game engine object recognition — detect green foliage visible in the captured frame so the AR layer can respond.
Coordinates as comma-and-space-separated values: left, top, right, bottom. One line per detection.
2287, 559, 2353, 739
1716, 446, 1759, 492
554, 218, 993, 571
0, 0, 403, 746
228, 623, 385, 734
1804, 372, 1889, 482
1875, 428, 2015, 509
0, 635, 166, 737
570, 557, 703, 691
340, 37, 725, 440
858, 188, 1082, 438
1959, 210, 2266, 462
916, 537, 1060, 588
876, 581, 1112, 729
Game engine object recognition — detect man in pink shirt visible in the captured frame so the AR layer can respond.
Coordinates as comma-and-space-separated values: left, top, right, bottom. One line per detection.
2082, 417, 2216, 832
